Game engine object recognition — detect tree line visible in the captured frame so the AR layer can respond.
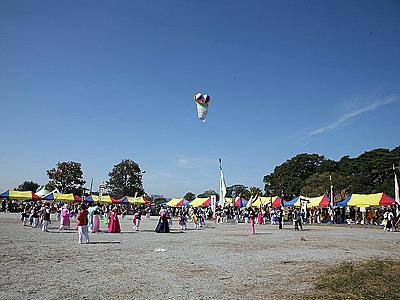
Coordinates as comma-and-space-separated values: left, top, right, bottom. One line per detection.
263, 146, 400, 200
13, 146, 400, 202
15, 159, 145, 199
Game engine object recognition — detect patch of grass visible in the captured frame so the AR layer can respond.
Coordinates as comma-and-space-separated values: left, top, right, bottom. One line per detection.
303, 260, 400, 300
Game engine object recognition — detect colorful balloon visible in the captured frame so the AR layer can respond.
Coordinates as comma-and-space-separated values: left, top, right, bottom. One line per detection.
194, 92, 211, 122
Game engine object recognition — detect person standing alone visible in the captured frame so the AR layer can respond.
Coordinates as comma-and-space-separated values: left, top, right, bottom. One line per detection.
77, 204, 90, 244
133, 208, 141, 231
41, 203, 51, 232
277, 207, 284, 230
249, 208, 256, 235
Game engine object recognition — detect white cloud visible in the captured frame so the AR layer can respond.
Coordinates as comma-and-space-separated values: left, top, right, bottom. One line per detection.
177, 158, 188, 165
308, 95, 399, 137
175, 155, 215, 168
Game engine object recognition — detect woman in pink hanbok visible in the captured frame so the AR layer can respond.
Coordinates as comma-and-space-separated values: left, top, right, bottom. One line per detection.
257, 209, 263, 224
92, 206, 101, 232
60, 204, 70, 230
249, 208, 256, 235
108, 207, 121, 233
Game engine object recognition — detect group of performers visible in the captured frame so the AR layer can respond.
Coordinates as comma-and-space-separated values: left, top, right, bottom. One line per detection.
17, 202, 142, 243
15, 201, 400, 241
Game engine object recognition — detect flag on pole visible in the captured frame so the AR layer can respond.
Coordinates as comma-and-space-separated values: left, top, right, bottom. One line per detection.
394, 165, 400, 215
329, 174, 334, 222
330, 174, 334, 207
219, 159, 227, 208
247, 194, 258, 208
211, 195, 217, 219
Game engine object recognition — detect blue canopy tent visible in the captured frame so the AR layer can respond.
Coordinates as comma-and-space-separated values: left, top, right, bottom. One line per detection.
283, 197, 301, 207
335, 195, 351, 207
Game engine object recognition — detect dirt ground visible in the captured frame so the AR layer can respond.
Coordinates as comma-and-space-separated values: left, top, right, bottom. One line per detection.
0, 212, 399, 300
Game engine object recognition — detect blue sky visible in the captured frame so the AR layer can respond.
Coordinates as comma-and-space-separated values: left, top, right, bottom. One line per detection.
1, 0, 399, 197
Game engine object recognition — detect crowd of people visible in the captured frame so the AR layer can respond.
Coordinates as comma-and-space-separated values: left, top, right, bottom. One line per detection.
13, 201, 149, 243
1, 199, 399, 243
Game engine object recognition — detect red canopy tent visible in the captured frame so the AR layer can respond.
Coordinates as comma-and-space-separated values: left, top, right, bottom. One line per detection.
271, 197, 283, 207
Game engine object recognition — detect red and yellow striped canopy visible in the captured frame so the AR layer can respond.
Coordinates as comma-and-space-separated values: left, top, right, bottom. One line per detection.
0, 190, 41, 201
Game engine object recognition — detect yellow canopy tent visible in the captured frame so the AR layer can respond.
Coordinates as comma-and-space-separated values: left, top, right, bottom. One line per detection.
301, 195, 330, 207
0, 190, 41, 201
224, 197, 233, 205
247, 196, 268, 207
346, 193, 395, 207
43, 192, 81, 202
190, 197, 210, 207
86, 195, 114, 204
124, 196, 147, 204
166, 198, 182, 207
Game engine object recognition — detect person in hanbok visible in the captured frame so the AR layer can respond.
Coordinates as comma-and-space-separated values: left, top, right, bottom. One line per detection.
60, 204, 70, 230
233, 208, 239, 224
383, 209, 394, 232
155, 207, 170, 233
292, 208, 303, 231
193, 211, 199, 229
121, 207, 127, 219
145, 206, 151, 220
87, 204, 96, 232
215, 207, 223, 224
108, 207, 121, 233
199, 209, 206, 227
31, 206, 39, 228
41, 204, 51, 232
92, 206, 101, 232
133, 208, 141, 231
56, 205, 61, 222
21, 204, 30, 226
243, 209, 249, 224
271, 208, 277, 225
223, 207, 229, 223
178, 211, 187, 230
277, 207, 284, 229
249, 208, 256, 235
167, 208, 173, 228
257, 209, 263, 224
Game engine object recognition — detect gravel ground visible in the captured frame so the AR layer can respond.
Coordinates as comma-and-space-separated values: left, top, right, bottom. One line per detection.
0, 212, 399, 300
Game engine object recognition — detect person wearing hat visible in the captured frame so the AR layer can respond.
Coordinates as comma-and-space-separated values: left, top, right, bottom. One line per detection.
133, 208, 141, 231
77, 203, 90, 244
41, 203, 51, 232
30, 205, 39, 228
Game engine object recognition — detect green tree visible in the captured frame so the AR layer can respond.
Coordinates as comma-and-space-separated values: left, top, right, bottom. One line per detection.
107, 159, 145, 198
15, 181, 40, 192
264, 146, 400, 200
263, 153, 327, 197
154, 197, 166, 205
336, 148, 399, 196
197, 190, 218, 198
47, 162, 86, 195
226, 184, 250, 198
249, 186, 262, 197
300, 172, 331, 197
183, 192, 196, 201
